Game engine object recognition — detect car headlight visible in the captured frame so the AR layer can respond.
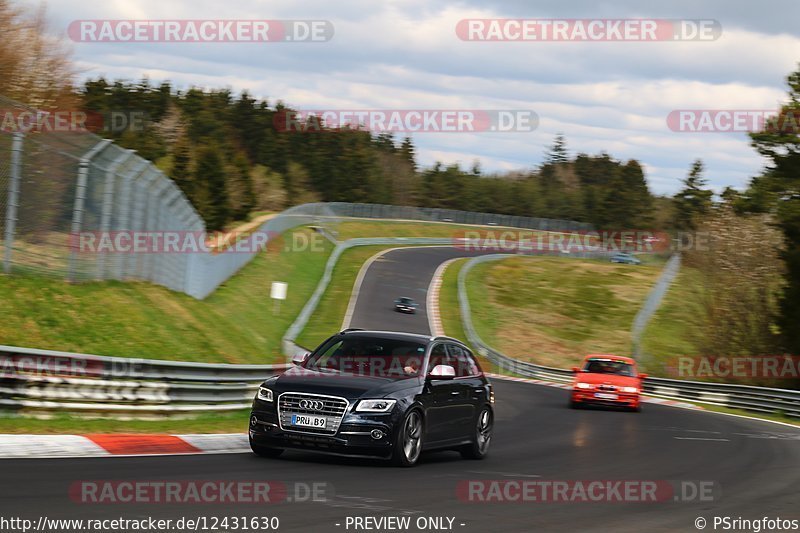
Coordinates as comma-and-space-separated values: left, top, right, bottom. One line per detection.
355, 399, 397, 413
575, 383, 593, 389
257, 386, 274, 402
621, 386, 638, 393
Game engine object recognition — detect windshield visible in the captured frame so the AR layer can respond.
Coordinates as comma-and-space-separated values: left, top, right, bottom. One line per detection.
398, 298, 413, 304
305, 336, 426, 378
583, 359, 636, 376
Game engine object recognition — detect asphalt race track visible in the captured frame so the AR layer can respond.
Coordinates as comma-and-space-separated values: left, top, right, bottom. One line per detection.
346, 246, 490, 334
2, 247, 799, 532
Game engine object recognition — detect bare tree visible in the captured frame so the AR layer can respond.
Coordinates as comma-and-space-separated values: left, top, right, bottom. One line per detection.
0, 1, 75, 108
685, 207, 785, 361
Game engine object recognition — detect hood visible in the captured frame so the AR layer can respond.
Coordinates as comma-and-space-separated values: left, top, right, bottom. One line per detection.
574, 372, 641, 387
268, 366, 421, 400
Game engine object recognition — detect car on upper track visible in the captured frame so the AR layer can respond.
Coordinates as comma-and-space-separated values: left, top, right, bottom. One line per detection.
249, 329, 494, 466
610, 252, 642, 265
394, 297, 419, 314
570, 354, 647, 411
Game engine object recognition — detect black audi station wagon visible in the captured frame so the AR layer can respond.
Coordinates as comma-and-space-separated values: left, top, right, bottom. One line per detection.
249, 330, 494, 466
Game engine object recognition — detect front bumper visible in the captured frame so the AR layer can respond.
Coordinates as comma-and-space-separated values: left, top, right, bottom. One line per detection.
571, 389, 640, 408
249, 405, 397, 458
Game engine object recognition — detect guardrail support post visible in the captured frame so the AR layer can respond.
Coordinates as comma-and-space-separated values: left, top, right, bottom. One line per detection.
97, 150, 134, 280
3, 132, 24, 274
68, 139, 112, 282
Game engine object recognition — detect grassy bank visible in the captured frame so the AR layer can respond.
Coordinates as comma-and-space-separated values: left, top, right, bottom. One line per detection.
465, 256, 664, 369
0, 228, 332, 364
639, 267, 703, 372
0, 410, 251, 434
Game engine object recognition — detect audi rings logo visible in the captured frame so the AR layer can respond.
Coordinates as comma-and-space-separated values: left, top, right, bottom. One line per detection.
299, 399, 324, 411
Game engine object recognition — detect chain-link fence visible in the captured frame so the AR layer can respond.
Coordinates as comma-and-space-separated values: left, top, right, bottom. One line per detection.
2, 94, 594, 300
320, 202, 594, 233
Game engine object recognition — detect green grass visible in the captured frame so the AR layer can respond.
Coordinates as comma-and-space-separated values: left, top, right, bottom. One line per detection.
334, 220, 548, 241
639, 267, 704, 373
0, 410, 251, 434
0, 228, 332, 364
438, 258, 471, 347
465, 256, 664, 369
295, 245, 417, 350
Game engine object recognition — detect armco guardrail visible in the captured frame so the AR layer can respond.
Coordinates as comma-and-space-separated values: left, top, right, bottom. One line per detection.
0, 345, 288, 414
457, 254, 800, 419
631, 253, 682, 358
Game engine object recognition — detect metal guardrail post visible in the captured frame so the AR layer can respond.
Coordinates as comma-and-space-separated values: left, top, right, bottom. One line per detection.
97, 150, 134, 279
113, 159, 148, 280
3, 132, 24, 274
68, 139, 112, 282
631, 253, 682, 359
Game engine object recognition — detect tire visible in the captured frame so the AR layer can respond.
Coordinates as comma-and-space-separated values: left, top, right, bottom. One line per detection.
460, 406, 493, 460
569, 399, 581, 409
249, 437, 284, 458
392, 409, 424, 467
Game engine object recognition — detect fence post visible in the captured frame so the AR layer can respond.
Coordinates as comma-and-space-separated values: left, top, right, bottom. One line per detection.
68, 139, 111, 282
97, 149, 134, 279
3, 132, 24, 274
113, 159, 148, 280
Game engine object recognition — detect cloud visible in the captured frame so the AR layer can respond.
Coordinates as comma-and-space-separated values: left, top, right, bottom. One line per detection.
39, 0, 799, 195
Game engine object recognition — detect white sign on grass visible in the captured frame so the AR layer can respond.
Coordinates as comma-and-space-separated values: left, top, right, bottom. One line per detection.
271, 281, 288, 300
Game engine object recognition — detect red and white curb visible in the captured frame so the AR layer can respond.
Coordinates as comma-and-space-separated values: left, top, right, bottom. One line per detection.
0, 433, 249, 459
487, 373, 703, 410
427, 258, 459, 336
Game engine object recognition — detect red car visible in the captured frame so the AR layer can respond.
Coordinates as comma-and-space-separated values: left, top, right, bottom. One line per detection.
569, 355, 647, 412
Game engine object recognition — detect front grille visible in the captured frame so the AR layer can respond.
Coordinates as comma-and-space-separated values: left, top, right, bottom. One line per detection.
597, 385, 618, 392
278, 392, 349, 435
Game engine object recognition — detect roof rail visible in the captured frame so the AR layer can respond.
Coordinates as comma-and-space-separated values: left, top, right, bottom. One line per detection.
431, 335, 462, 343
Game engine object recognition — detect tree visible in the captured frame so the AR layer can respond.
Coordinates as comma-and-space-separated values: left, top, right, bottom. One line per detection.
545, 133, 569, 165
194, 147, 230, 231
171, 139, 193, 201
747, 64, 800, 352
673, 159, 713, 231
683, 208, 784, 367
0, 1, 75, 108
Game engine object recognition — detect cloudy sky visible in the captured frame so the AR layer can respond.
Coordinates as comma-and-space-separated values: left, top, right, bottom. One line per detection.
39, 0, 800, 195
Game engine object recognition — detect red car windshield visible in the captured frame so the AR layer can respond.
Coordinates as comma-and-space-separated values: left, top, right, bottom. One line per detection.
583, 359, 636, 377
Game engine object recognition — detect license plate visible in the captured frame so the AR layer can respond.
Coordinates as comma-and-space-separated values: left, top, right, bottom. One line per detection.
594, 393, 618, 400
291, 414, 327, 428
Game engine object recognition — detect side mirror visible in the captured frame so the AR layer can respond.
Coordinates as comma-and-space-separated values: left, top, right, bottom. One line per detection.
429, 364, 456, 380
572, 366, 580, 373
638, 373, 648, 379
292, 352, 310, 366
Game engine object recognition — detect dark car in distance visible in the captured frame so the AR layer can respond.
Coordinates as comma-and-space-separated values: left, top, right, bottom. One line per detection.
394, 297, 418, 314
249, 330, 494, 466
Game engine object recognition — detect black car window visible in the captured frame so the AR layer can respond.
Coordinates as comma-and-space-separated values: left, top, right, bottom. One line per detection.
428, 343, 448, 373
448, 344, 480, 377
306, 336, 426, 377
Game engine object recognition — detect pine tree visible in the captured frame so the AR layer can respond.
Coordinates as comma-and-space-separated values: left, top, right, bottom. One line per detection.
194, 147, 230, 231
673, 159, 713, 231
545, 133, 569, 165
